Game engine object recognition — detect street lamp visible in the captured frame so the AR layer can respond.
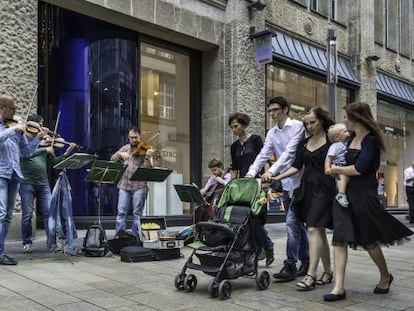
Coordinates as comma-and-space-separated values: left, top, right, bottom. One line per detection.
326, 29, 337, 121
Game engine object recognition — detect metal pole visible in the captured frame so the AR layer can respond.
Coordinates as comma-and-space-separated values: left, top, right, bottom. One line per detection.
327, 29, 337, 121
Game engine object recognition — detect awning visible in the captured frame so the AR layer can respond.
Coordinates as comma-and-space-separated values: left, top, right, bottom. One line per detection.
272, 31, 360, 86
376, 72, 414, 105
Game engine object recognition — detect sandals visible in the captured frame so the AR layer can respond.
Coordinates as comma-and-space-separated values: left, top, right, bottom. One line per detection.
296, 274, 316, 291
316, 271, 333, 285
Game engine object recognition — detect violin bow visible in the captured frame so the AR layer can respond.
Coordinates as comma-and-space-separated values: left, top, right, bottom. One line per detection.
146, 130, 160, 144
50, 110, 61, 148
24, 84, 39, 121
145, 130, 160, 166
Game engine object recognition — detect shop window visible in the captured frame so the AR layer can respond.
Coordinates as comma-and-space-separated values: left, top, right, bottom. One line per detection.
140, 42, 191, 216
377, 99, 414, 209
39, 4, 197, 219
266, 64, 353, 129
375, 0, 385, 44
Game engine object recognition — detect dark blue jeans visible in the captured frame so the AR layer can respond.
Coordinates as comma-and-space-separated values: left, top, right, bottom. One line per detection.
0, 176, 19, 257
283, 190, 309, 267
19, 183, 51, 247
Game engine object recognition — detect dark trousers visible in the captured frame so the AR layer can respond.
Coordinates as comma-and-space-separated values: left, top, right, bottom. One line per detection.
406, 186, 414, 223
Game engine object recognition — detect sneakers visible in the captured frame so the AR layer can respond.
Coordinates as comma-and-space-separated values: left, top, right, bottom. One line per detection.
0, 254, 18, 265
22, 244, 33, 253
335, 193, 349, 208
297, 261, 309, 277
273, 264, 297, 282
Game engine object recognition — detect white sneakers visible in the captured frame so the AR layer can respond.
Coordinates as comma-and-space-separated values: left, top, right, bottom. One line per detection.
22, 244, 33, 253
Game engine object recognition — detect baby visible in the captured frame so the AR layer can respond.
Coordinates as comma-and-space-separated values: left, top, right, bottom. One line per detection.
325, 123, 351, 207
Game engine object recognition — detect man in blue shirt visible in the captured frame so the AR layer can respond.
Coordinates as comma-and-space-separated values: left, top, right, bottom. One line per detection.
246, 96, 309, 281
0, 93, 43, 265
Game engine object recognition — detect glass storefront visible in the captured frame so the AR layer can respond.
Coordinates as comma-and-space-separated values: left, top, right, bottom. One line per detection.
266, 64, 353, 129
38, 4, 196, 219
140, 42, 191, 215
377, 99, 414, 209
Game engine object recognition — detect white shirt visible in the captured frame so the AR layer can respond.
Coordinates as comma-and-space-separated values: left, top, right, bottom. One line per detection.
246, 118, 305, 192
404, 166, 414, 187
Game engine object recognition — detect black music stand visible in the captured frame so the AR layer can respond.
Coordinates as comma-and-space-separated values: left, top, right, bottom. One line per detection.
85, 160, 127, 223
174, 184, 207, 205
174, 184, 213, 224
53, 153, 97, 170
130, 166, 173, 182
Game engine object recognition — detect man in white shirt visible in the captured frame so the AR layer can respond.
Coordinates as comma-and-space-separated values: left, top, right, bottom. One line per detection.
246, 96, 309, 281
403, 161, 414, 223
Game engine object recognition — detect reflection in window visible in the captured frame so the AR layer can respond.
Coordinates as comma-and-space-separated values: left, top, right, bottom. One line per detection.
377, 99, 414, 209
266, 65, 352, 128
140, 42, 190, 215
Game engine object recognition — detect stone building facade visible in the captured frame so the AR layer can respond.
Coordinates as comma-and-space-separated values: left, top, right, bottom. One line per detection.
1, 0, 413, 222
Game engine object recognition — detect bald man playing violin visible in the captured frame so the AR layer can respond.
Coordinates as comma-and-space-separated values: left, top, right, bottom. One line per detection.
0, 94, 46, 265
111, 126, 154, 240
19, 114, 77, 253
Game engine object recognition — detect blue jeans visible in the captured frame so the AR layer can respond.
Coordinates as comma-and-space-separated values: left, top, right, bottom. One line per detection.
19, 183, 51, 247
0, 176, 20, 257
48, 172, 77, 253
283, 190, 309, 267
115, 187, 148, 238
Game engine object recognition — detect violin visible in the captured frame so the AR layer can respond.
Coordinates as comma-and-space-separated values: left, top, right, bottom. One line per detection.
41, 135, 82, 150
130, 131, 160, 157
131, 141, 152, 157
4, 117, 45, 135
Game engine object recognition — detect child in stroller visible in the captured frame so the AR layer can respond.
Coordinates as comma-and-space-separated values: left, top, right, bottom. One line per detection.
174, 178, 270, 299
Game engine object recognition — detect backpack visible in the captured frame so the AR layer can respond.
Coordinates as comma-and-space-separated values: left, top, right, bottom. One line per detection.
82, 224, 108, 257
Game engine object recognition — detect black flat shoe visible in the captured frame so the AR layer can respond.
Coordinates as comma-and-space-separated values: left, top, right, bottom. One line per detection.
323, 291, 346, 301
374, 274, 393, 294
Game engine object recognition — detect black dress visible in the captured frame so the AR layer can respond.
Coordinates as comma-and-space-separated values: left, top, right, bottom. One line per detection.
291, 137, 335, 228
332, 134, 413, 247
230, 134, 263, 178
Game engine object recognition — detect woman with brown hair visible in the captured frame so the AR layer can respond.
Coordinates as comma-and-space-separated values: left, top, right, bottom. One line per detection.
324, 102, 413, 301
273, 107, 336, 291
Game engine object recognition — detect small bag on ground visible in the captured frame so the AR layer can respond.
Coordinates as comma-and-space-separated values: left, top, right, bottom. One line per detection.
107, 230, 142, 255
82, 224, 108, 257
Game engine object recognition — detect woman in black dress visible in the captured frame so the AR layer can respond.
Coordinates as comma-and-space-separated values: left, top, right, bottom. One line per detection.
273, 107, 336, 290
228, 112, 274, 266
325, 102, 413, 301
229, 112, 264, 179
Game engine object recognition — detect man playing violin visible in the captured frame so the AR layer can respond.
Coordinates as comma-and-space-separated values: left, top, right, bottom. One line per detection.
0, 93, 45, 265
110, 126, 154, 240
19, 114, 77, 253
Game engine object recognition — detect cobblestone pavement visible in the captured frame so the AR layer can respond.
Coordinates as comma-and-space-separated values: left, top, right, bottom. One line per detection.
1, 216, 413, 311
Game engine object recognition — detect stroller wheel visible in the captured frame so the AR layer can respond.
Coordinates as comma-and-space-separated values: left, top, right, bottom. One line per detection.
208, 279, 218, 298
218, 280, 232, 300
174, 273, 186, 290
256, 271, 270, 290
183, 274, 197, 292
